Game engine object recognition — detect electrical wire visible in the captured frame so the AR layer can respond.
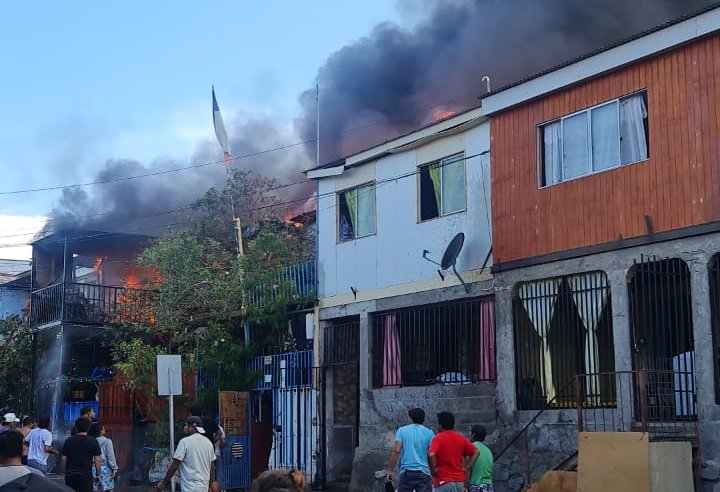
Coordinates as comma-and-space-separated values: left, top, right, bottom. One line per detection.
0, 90, 483, 197
0, 151, 485, 249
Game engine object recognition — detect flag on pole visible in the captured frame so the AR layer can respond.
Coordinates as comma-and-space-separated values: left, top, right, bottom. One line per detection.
212, 86, 232, 167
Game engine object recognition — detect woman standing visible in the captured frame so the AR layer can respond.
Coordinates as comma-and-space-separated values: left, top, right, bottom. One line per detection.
89, 423, 119, 492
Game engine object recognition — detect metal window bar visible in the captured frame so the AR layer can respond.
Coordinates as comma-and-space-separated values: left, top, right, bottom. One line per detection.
323, 319, 359, 366
370, 296, 495, 388
709, 255, 720, 404
249, 259, 316, 308
513, 272, 614, 410
628, 256, 696, 421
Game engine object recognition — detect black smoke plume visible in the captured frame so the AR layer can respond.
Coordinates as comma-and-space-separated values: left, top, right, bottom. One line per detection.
49, 0, 714, 234
46, 115, 312, 235
297, 0, 715, 162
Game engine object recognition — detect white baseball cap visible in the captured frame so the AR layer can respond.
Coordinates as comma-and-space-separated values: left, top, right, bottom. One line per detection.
3, 413, 20, 423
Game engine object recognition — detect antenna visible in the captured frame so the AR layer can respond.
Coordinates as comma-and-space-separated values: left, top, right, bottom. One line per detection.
422, 232, 470, 293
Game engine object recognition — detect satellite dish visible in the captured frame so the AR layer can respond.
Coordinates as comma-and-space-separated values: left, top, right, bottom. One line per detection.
422, 232, 471, 293
441, 233, 465, 270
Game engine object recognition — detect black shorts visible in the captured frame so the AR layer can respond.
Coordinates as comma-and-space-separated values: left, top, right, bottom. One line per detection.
65, 471, 93, 492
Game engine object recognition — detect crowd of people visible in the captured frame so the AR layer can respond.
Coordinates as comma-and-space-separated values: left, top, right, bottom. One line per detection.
0, 407, 117, 492
0, 405, 482, 492
386, 408, 494, 492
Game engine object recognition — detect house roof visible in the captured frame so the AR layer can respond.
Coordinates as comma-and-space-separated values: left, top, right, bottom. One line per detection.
307, 105, 486, 178
0, 259, 31, 275
482, 2, 720, 115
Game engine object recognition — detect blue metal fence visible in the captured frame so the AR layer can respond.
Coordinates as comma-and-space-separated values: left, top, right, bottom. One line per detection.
219, 435, 251, 489
249, 259, 315, 307
251, 350, 314, 390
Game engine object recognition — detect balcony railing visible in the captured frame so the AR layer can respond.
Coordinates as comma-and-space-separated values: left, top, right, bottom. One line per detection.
30, 282, 157, 329
248, 258, 316, 307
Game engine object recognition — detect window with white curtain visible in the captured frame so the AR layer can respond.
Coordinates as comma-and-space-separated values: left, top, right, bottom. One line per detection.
539, 91, 648, 187
418, 153, 466, 221
337, 183, 376, 242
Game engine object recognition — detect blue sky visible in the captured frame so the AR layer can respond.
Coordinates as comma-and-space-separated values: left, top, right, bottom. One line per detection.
0, 1, 407, 258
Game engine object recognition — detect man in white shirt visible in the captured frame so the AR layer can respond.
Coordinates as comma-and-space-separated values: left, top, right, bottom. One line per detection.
156, 416, 216, 492
25, 416, 59, 475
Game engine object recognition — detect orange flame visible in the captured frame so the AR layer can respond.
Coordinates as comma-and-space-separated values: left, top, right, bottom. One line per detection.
432, 108, 455, 121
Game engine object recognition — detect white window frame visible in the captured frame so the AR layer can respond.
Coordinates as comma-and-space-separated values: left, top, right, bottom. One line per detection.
337, 182, 376, 243
537, 91, 648, 188
418, 152, 467, 222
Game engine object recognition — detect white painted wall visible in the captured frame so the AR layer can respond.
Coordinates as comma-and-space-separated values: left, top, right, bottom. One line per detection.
316, 121, 491, 299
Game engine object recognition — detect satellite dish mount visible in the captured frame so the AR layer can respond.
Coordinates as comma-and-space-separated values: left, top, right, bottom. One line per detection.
422, 232, 470, 293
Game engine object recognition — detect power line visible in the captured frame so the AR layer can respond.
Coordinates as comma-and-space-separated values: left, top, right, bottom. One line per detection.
0, 151, 485, 248
0, 91, 483, 197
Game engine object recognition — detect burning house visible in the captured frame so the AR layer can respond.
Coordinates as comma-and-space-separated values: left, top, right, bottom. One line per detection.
29, 229, 159, 471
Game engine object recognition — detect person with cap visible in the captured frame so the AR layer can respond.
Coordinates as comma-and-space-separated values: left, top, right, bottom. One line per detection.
0, 413, 21, 434
156, 416, 216, 492
0, 429, 72, 491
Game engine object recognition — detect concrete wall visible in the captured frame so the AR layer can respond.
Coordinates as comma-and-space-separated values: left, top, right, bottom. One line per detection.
316, 122, 491, 301
350, 383, 496, 492
493, 232, 720, 490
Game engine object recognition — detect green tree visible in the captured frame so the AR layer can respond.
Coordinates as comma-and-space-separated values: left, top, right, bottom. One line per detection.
112, 170, 314, 416
0, 316, 33, 414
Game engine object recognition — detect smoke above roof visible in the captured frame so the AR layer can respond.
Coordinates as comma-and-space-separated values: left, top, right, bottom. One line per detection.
48, 0, 714, 234
296, 0, 715, 162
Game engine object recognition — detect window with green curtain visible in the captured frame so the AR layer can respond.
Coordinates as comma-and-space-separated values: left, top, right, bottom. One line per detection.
338, 183, 375, 242
419, 153, 466, 220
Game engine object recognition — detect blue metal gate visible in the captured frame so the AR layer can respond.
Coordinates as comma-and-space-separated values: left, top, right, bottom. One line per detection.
218, 391, 252, 489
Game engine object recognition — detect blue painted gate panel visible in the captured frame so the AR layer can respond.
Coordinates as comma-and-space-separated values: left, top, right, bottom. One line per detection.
219, 435, 251, 489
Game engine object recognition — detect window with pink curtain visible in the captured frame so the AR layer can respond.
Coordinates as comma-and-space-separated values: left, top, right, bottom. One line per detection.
478, 298, 496, 381
382, 314, 402, 386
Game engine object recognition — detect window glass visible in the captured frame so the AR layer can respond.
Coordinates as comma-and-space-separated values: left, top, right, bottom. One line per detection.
441, 155, 466, 214
619, 93, 649, 165
591, 101, 619, 171
355, 184, 376, 237
562, 112, 589, 180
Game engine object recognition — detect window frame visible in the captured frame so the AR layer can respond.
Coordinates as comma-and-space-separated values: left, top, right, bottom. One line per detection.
336, 181, 377, 243
536, 90, 649, 188
417, 152, 468, 223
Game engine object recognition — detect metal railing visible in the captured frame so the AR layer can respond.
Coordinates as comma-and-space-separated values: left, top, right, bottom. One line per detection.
324, 319, 359, 367
30, 282, 157, 328
576, 369, 697, 437
496, 368, 697, 489
248, 259, 315, 307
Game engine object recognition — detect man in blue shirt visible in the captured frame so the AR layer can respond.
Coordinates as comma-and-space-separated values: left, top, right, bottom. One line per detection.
386, 408, 434, 492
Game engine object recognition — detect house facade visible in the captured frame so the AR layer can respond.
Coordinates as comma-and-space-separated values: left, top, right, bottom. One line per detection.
308, 107, 496, 488
483, 6, 720, 489
29, 229, 160, 473
0, 259, 31, 323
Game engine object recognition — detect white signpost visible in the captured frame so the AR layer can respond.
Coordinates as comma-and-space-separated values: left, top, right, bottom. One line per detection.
157, 355, 182, 492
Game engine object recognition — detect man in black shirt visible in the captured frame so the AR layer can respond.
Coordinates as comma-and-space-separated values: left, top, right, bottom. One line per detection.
61, 418, 101, 492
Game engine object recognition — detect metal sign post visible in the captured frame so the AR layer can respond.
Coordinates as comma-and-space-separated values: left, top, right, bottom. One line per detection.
157, 355, 182, 492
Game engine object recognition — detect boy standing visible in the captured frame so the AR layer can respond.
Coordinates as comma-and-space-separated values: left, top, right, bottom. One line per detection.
468, 425, 494, 492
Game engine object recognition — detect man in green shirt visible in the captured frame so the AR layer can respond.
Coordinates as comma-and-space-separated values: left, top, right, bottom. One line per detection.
468, 425, 493, 492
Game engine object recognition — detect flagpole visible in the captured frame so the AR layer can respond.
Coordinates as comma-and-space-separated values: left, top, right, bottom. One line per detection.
212, 85, 244, 258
